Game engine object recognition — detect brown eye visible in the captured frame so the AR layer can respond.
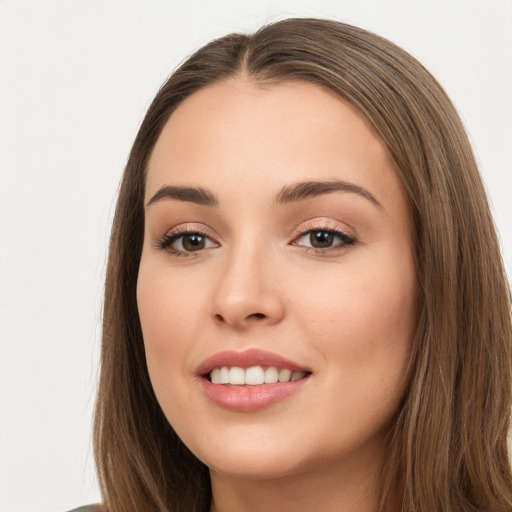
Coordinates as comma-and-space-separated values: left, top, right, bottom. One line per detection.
157, 231, 218, 255
294, 229, 356, 252
181, 234, 206, 251
309, 231, 335, 248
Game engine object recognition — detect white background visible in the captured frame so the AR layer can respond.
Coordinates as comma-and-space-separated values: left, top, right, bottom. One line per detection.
1, 1, 510, 511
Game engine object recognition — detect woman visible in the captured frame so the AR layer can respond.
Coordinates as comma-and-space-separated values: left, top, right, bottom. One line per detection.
83, 18, 512, 512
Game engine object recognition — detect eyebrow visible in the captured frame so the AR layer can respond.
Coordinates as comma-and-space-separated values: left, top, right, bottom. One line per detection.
146, 185, 218, 207
146, 179, 382, 209
274, 180, 382, 209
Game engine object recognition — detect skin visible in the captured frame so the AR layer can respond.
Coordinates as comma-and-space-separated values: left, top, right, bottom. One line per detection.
137, 78, 418, 512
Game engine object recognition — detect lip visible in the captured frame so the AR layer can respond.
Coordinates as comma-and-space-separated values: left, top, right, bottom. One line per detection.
195, 348, 311, 375
196, 349, 312, 413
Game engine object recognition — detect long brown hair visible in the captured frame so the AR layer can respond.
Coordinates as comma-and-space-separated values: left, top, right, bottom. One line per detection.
94, 18, 512, 512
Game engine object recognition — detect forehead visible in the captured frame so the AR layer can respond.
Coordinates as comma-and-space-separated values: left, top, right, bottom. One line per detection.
146, 78, 404, 210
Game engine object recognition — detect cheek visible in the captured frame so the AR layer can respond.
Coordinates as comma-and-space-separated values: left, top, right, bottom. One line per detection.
136, 262, 211, 431
138, 257, 205, 330
136, 260, 206, 382
292, 254, 417, 379
299, 266, 414, 327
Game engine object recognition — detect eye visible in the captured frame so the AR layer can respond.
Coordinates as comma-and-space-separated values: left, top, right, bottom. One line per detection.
293, 229, 356, 252
156, 230, 218, 255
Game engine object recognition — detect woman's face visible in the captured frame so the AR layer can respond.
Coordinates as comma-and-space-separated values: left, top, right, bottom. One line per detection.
137, 79, 417, 481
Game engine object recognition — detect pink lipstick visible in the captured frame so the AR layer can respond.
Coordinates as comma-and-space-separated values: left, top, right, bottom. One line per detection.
196, 349, 311, 412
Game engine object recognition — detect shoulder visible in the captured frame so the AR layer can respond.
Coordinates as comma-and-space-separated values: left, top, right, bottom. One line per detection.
64, 506, 100, 512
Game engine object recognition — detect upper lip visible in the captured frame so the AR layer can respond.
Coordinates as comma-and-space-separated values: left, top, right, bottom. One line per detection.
195, 348, 311, 376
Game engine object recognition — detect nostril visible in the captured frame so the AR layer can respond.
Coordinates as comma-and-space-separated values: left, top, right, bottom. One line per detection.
250, 313, 266, 319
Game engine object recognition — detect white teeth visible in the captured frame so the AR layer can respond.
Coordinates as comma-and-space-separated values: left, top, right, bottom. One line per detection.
245, 366, 265, 385
229, 367, 245, 385
211, 368, 221, 384
264, 367, 279, 384
209, 365, 308, 385
278, 368, 292, 382
219, 366, 230, 384
291, 371, 306, 381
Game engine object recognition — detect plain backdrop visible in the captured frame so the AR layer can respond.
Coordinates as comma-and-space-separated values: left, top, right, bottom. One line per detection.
1, 1, 511, 511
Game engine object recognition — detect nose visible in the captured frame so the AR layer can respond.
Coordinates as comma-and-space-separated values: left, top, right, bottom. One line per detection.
211, 242, 286, 330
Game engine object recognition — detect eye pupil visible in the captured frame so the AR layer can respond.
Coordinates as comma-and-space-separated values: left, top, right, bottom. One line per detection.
182, 234, 205, 251
310, 231, 334, 248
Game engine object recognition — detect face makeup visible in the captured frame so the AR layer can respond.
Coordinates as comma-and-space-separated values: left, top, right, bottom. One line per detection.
137, 78, 417, 484
196, 348, 311, 412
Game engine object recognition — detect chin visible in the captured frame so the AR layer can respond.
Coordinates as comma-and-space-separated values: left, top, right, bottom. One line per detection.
205, 451, 309, 481
187, 427, 313, 480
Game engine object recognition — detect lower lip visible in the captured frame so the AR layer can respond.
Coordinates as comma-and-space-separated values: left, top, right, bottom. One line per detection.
200, 376, 310, 412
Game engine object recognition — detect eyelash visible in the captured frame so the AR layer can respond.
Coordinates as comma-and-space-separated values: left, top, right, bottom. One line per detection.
291, 222, 357, 255
154, 226, 218, 257
155, 223, 357, 257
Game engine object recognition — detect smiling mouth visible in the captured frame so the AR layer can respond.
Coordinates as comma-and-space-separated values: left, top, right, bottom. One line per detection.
198, 350, 311, 411
208, 365, 310, 386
